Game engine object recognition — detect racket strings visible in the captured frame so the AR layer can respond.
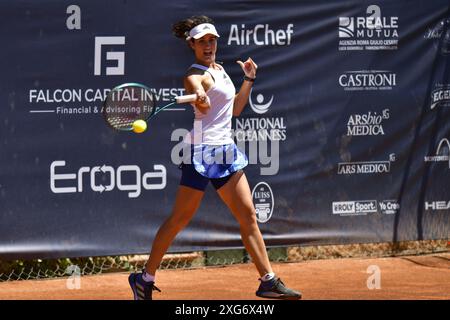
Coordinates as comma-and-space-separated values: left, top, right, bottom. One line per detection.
103, 85, 155, 131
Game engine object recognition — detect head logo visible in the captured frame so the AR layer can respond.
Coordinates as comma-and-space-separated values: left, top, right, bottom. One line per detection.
252, 182, 274, 223
249, 89, 274, 114
424, 138, 450, 169
425, 200, 450, 211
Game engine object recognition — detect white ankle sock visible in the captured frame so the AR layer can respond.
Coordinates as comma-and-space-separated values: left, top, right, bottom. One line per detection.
142, 271, 155, 283
261, 272, 275, 282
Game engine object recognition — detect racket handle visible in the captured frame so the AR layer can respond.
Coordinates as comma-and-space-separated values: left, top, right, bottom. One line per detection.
175, 94, 197, 104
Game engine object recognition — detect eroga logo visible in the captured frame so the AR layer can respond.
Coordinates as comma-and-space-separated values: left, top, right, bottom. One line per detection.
339, 70, 397, 91
430, 84, 450, 109
252, 182, 274, 223
249, 88, 274, 114
50, 160, 166, 198
94, 36, 126, 76
338, 5, 399, 51
424, 138, 450, 169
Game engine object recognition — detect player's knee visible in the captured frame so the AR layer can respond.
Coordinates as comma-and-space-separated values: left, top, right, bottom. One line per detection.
236, 206, 257, 227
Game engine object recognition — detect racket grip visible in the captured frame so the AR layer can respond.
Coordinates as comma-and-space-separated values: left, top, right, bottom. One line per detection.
175, 94, 197, 104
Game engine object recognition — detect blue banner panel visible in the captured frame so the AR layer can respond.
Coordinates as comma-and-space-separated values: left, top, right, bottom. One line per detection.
0, 0, 449, 259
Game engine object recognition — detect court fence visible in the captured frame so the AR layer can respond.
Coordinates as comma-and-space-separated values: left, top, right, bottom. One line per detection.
0, 240, 448, 282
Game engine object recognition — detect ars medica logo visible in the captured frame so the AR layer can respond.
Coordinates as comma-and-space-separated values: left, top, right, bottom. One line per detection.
346, 109, 390, 136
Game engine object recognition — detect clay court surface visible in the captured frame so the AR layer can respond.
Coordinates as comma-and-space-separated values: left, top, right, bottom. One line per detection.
0, 253, 448, 300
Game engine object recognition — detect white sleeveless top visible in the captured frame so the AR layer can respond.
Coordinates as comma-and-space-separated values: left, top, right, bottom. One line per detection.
184, 63, 236, 145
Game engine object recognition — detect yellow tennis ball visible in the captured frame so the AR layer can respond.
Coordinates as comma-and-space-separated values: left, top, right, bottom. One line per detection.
132, 119, 147, 133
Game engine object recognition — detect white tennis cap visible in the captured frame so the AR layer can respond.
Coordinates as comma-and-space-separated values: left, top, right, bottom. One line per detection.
187, 23, 220, 40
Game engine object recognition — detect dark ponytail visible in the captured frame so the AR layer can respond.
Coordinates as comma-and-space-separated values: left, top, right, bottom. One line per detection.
172, 15, 214, 40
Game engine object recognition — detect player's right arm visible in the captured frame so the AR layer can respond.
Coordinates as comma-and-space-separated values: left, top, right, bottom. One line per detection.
184, 74, 211, 114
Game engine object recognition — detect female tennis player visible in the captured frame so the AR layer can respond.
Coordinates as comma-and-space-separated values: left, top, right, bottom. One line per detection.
128, 15, 301, 300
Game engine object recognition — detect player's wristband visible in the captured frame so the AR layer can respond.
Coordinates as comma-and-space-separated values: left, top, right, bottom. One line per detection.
243, 76, 256, 82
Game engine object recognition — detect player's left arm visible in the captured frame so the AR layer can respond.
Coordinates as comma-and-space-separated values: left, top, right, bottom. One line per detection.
233, 57, 257, 117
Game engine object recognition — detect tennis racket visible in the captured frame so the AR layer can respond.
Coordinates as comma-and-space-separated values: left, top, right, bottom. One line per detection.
102, 82, 197, 131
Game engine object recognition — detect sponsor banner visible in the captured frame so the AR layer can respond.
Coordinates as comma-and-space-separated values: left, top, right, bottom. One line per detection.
424, 138, 450, 169
430, 84, 450, 109
379, 200, 400, 215
252, 182, 275, 223
332, 200, 400, 216
346, 109, 390, 136
228, 24, 294, 46
337, 154, 396, 175
424, 17, 450, 55
332, 200, 378, 216
338, 5, 399, 51
425, 201, 450, 211
0, 0, 449, 259
339, 70, 397, 91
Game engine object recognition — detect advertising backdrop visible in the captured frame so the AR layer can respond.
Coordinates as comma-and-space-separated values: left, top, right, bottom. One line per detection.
0, 0, 449, 259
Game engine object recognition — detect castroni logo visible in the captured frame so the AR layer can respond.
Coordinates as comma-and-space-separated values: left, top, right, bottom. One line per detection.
252, 182, 274, 223
338, 5, 399, 51
339, 70, 397, 91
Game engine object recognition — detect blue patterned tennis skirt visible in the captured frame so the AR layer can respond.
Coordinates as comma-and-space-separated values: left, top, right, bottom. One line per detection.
181, 143, 248, 179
